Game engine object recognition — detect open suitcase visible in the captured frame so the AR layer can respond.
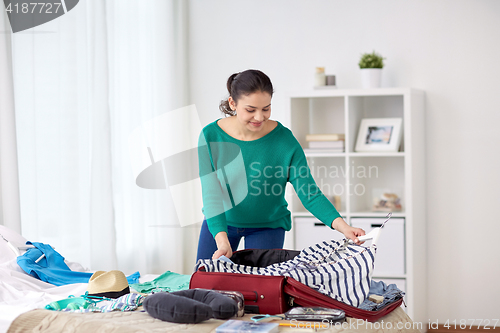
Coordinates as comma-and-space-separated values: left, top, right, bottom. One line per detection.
190, 215, 404, 322
190, 248, 404, 322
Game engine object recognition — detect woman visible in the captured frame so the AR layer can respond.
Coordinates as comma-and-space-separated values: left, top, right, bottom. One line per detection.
196, 69, 364, 261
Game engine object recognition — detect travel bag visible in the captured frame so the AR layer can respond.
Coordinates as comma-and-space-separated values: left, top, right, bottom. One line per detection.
191, 215, 404, 321
190, 248, 404, 322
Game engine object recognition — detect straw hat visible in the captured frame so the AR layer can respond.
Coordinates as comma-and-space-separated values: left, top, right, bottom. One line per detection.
87, 270, 130, 299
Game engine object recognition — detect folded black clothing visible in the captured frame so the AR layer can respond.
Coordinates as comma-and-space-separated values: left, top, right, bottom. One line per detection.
230, 248, 301, 267
143, 289, 238, 324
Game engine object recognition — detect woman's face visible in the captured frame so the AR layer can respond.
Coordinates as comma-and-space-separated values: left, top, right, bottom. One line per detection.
229, 91, 272, 133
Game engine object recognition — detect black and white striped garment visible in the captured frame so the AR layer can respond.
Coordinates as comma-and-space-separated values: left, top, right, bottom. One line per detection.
195, 239, 376, 307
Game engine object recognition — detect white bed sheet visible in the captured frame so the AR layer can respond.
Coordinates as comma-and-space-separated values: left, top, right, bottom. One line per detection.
0, 259, 158, 333
0, 226, 157, 333
0, 259, 88, 333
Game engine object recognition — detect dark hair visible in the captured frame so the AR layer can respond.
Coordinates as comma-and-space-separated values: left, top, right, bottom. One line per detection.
219, 69, 274, 116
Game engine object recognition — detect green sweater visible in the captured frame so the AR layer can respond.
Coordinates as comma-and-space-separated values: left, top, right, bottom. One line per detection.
198, 119, 341, 237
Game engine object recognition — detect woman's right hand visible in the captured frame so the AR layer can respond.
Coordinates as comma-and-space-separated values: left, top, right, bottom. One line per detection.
212, 245, 233, 259
212, 232, 233, 259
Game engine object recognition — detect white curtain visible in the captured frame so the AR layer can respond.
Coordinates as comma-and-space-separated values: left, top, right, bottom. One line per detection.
9, 0, 199, 275
0, 10, 21, 234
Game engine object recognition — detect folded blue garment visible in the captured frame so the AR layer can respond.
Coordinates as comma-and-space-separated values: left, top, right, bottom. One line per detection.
17, 242, 140, 286
358, 280, 404, 311
216, 255, 234, 263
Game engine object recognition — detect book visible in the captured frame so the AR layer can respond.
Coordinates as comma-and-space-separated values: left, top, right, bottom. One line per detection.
215, 320, 279, 333
305, 133, 345, 141
308, 141, 344, 149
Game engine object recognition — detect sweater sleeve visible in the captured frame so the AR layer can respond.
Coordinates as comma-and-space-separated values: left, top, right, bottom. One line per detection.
198, 131, 228, 237
288, 142, 341, 228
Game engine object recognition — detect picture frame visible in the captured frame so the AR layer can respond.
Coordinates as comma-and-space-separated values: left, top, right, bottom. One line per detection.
355, 118, 403, 152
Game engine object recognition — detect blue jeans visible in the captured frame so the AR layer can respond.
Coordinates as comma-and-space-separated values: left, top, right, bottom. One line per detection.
196, 218, 285, 261
358, 280, 405, 310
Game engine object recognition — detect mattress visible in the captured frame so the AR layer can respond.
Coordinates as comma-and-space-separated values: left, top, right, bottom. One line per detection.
7, 307, 419, 333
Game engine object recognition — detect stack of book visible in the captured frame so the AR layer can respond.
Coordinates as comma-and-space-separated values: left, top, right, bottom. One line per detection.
305, 133, 345, 153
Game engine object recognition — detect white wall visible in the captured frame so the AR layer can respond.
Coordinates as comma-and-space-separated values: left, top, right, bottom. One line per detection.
188, 0, 500, 323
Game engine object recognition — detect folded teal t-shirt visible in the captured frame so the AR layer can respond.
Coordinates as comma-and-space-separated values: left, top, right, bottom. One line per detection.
130, 270, 191, 293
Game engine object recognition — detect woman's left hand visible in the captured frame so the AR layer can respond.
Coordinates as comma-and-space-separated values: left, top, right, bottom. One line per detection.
332, 217, 366, 245
342, 226, 366, 245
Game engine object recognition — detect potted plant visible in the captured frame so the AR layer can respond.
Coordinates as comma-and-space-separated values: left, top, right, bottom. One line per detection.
358, 51, 385, 88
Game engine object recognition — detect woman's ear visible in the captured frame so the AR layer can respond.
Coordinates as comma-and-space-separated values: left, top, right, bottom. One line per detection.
228, 97, 236, 111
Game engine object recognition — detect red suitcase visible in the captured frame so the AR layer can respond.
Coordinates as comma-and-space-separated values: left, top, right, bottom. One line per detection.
190, 249, 404, 321
190, 268, 290, 314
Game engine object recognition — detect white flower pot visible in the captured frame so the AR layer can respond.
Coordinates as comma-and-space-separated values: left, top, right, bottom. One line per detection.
361, 68, 382, 88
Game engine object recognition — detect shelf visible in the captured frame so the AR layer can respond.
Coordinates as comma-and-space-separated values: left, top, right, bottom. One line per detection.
288, 88, 425, 323
304, 150, 345, 157
349, 152, 405, 157
304, 151, 405, 158
291, 211, 404, 218
287, 87, 424, 98
372, 274, 407, 279
350, 211, 405, 218
292, 211, 347, 218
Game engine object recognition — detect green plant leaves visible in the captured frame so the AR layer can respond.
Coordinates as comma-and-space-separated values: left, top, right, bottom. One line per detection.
358, 51, 385, 69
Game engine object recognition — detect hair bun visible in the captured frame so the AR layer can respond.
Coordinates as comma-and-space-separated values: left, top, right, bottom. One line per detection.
219, 69, 274, 117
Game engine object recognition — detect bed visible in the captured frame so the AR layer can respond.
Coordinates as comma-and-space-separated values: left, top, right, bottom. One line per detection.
6, 307, 418, 332
1, 226, 420, 333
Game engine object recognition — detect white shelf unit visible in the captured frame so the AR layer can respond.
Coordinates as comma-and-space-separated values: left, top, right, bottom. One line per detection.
284, 88, 426, 324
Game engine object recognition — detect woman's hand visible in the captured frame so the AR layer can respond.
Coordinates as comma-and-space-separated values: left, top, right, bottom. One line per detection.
212, 232, 233, 259
212, 245, 233, 260
331, 217, 366, 245
342, 225, 366, 245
